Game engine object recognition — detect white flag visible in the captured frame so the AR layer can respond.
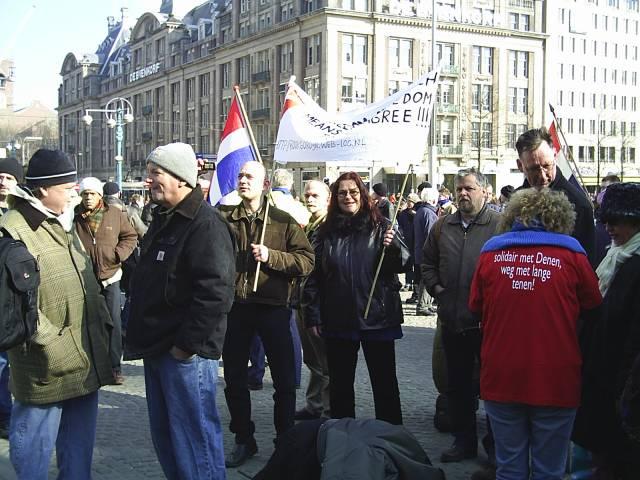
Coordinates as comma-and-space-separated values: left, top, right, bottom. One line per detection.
274, 69, 440, 165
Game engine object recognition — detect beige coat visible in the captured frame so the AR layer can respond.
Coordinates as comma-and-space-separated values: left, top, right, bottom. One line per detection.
0, 187, 113, 404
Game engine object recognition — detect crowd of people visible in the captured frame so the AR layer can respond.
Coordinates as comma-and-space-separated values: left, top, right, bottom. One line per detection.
0, 124, 638, 480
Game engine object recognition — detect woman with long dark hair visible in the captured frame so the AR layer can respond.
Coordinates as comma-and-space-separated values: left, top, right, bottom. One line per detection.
302, 172, 411, 425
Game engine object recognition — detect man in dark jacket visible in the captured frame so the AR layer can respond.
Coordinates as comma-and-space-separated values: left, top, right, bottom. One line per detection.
372, 182, 395, 220
422, 168, 500, 464
413, 187, 439, 315
219, 160, 315, 468
125, 142, 236, 479
75, 177, 137, 384
516, 127, 596, 265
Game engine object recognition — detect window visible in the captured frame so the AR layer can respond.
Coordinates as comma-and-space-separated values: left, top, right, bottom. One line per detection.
222, 63, 230, 88
436, 118, 453, 145
590, 119, 596, 135
510, 87, 518, 112
389, 38, 413, 68
256, 87, 270, 109
472, 84, 492, 111
306, 34, 321, 66
471, 122, 480, 148
156, 38, 165, 58
440, 83, 454, 104
171, 111, 180, 135
518, 88, 528, 114
171, 82, 180, 105
437, 43, 455, 66
200, 135, 210, 153
186, 78, 195, 102
280, 41, 294, 72
186, 109, 195, 132
199, 74, 209, 97
241, 0, 250, 13
341, 77, 367, 104
600, 120, 606, 135
472, 46, 493, 74
304, 76, 320, 103
509, 13, 530, 31
509, 51, 529, 78
631, 122, 637, 136
341, 78, 353, 103
506, 124, 526, 148
481, 123, 492, 148
579, 119, 585, 134
621, 121, 627, 135
567, 118, 574, 134
239, 57, 249, 84
199, 104, 209, 128
343, 34, 367, 65
610, 121, 617, 135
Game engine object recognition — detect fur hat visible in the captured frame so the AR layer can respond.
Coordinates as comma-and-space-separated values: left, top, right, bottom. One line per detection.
25, 149, 77, 187
146, 142, 197, 188
598, 182, 640, 224
0, 157, 23, 181
372, 182, 388, 197
103, 181, 120, 196
79, 177, 103, 196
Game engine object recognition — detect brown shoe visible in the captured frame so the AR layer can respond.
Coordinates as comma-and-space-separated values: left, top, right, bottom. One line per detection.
113, 370, 125, 385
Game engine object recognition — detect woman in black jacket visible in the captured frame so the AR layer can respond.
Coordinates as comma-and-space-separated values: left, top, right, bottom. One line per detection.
302, 172, 411, 425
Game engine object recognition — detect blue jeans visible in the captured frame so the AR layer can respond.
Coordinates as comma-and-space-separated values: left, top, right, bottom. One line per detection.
144, 352, 225, 480
0, 352, 12, 422
248, 311, 303, 388
484, 401, 576, 480
10, 390, 99, 480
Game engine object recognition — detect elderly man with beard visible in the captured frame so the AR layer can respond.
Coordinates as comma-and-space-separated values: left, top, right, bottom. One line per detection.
422, 168, 500, 465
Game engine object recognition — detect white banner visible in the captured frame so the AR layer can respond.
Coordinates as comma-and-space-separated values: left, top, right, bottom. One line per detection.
274, 69, 440, 165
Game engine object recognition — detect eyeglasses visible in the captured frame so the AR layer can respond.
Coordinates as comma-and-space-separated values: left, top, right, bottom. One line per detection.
337, 189, 360, 199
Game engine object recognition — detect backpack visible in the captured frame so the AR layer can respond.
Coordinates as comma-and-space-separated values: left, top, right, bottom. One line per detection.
0, 230, 40, 351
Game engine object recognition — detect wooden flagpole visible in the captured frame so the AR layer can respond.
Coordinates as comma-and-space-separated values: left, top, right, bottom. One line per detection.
364, 163, 413, 320
233, 86, 269, 292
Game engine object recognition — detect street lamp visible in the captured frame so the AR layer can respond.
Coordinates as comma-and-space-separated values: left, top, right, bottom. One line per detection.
82, 97, 134, 188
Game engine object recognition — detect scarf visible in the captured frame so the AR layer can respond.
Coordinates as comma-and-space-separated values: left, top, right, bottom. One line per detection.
81, 200, 105, 235
596, 231, 640, 297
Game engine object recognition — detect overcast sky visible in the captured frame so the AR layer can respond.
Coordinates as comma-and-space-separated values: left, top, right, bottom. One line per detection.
0, 0, 161, 111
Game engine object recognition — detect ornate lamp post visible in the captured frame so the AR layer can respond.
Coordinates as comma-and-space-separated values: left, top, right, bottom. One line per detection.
82, 97, 134, 188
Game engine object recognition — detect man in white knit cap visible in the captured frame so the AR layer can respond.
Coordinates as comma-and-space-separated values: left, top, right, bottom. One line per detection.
125, 142, 236, 480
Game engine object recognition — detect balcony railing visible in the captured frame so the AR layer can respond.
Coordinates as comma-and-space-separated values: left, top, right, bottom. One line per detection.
438, 104, 459, 114
437, 145, 463, 156
142, 132, 153, 142
252, 108, 271, 119
508, 0, 534, 9
142, 105, 153, 116
440, 65, 460, 75
251, 71, 271, 83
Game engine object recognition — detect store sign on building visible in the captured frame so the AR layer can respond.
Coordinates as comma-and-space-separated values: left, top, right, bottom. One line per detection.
129, 62, 162, 83
413, 4, 504, 28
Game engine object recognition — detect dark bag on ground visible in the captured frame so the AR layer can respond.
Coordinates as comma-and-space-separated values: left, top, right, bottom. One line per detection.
254, 418, 446, 480
0, 232, 40, 351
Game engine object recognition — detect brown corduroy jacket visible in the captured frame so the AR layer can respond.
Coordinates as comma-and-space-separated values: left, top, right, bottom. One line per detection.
74, 202, 138, 281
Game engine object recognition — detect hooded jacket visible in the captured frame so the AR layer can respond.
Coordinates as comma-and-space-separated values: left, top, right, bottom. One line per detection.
0, 186, 113, 404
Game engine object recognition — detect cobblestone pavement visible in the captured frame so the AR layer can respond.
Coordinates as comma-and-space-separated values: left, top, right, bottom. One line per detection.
0, 291, 490, 480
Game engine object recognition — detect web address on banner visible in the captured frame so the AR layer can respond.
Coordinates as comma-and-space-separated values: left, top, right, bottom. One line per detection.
275, 138, 367, 151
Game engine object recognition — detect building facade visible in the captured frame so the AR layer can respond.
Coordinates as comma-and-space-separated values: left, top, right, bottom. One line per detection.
58, 0, 548, 192
545, 0, 640, 188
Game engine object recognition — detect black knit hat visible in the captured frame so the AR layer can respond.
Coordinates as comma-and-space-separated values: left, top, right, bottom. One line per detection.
103, 181, 120, 196
598, 182, 640, 224
0, 157, 23, 181
25, 149, 76, 187
373, 182, 388, 197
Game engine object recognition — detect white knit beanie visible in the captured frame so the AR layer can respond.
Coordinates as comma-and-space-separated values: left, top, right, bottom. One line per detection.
78, 177, 103, 196
146, 142, 198, 188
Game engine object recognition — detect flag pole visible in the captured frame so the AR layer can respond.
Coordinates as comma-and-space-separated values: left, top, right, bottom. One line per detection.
364, 163, 413, 320
233, 86, 269, 292
548, 103, 590, 198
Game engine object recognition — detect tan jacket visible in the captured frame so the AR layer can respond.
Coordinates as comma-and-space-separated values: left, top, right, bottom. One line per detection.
1, 187, 113, 404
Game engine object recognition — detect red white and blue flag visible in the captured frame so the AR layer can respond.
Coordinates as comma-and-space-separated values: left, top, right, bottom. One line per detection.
209, 97, 258, 205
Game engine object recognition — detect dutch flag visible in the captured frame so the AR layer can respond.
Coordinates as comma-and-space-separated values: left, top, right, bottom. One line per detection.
208, 97, 258, 205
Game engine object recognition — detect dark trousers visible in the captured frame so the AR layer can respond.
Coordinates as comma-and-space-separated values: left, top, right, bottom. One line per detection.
325, 337, 402, 425
441, 326, 481, 444
102, 281, 122, 370
223, 303, 296, 443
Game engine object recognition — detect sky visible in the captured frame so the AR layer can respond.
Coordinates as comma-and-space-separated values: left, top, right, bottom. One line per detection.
0, 0, 162, 110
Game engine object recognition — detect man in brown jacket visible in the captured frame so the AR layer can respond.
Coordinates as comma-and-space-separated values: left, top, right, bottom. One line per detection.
74, 177, 137, 384
219, 160, 315, 468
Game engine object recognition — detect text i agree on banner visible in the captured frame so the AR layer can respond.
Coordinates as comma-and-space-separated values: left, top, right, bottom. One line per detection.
274, 69, 440, 165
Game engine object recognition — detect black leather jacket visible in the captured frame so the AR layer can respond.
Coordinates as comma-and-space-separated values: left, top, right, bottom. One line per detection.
302, 215, 411, 332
